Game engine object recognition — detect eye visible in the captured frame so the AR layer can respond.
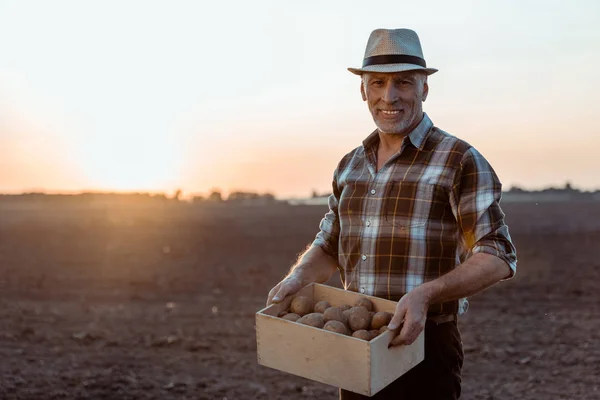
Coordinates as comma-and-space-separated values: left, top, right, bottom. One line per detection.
371, 80, 384, 86
398, 80, 412, 86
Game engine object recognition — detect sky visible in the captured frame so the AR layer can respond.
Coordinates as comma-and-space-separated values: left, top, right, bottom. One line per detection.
1, 0, 599, 199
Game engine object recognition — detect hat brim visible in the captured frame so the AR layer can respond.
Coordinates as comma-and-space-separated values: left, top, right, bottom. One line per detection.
348, 63, 438, 76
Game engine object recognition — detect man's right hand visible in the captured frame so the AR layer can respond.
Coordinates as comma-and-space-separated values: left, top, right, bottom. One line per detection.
265, 246, 338, 307
266, 274, 305, 307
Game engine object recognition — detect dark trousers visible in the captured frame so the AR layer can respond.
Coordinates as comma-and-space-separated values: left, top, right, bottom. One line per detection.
340, 319, 464, 400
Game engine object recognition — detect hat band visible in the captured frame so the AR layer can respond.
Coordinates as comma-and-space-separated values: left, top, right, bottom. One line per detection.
363, 54, 426, 68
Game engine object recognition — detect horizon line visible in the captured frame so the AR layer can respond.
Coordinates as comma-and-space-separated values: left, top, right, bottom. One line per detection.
1, 181, 599, 200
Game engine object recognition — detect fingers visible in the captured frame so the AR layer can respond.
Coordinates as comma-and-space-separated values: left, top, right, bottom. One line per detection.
388, 328, 405, 348
266, 284, 281, 306
271, 284, 289, 304
266, 277, 303, 306
400, 319, 423, 345
387, 305, 406, 331
385, 305, 405, 348
389, 317, 425, 347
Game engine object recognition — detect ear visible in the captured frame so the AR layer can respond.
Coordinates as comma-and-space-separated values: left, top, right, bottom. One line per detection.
360, 80, 367, 101
422, 80, 429, 102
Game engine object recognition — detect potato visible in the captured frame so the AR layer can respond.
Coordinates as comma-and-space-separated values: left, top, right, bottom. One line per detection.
369, 329, 380, 339
368, 311, 375, 327
323, 307, 348, 325
278, 310, 288, 318
282, 313, 301, 322
379, 325, 389, 334
313, 301, 331, 314
352, 330, 372, 341
370, 311, 393, 330
342, 309, 352, 319
347, 306, 371, 331
297, 313, 325, 328
323, 320, 350, 335
339, 304, 352, 312
290, 296, 313, 317
354, 297, 374, 312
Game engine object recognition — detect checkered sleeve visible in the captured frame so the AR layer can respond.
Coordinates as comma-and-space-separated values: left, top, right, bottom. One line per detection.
452, 147, 517, 279
312, 168, 342, 259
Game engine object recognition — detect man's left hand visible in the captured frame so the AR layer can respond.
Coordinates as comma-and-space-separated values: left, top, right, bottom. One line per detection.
387, 287, 430, 348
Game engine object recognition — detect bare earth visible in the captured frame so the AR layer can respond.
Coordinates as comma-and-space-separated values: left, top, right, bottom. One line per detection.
0, 200, 599, 399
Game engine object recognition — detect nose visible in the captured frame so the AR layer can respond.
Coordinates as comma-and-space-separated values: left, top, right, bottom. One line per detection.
382, 81, 399, 103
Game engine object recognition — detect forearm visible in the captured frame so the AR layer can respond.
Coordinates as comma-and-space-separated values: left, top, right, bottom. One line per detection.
416, 252, 512, 307
288, 245, 338, 286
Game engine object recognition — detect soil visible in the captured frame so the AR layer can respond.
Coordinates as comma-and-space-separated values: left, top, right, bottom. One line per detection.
0, 200, 599, 399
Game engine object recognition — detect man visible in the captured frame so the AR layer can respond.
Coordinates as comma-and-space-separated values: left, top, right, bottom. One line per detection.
266, 28, 517, 399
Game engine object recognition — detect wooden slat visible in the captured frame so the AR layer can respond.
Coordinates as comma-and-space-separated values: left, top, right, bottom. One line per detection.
369, 328, 425, 395
256, 312, 371, 395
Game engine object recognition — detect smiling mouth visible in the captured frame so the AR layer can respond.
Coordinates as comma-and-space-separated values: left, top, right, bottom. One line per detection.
379, 110, 401, 116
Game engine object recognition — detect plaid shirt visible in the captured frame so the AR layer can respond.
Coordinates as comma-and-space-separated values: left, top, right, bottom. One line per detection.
313, 113, 517, 315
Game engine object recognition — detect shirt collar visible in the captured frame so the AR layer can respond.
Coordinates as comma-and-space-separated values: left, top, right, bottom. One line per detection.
362, 113, 433, 152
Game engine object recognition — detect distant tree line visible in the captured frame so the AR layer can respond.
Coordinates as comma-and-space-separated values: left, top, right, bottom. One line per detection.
506, 181, 600, 194
191, 190, 276, 204
0, 189, 279, 205
1, 181, 599, 206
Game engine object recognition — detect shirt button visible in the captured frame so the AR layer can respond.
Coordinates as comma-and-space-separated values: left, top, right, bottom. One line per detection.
370, 189, 376, 195
360, 287, 365, 294
361, 254, 367, 261
365, 220, 371, 227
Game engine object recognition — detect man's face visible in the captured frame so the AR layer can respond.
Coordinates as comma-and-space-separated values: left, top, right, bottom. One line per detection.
360, 71, 429, 136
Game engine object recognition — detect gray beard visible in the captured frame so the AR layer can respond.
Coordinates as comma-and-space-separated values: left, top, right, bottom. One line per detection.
376, 119, 412, 135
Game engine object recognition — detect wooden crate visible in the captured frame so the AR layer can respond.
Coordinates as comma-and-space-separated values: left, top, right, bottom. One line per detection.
256, 283, 424, 396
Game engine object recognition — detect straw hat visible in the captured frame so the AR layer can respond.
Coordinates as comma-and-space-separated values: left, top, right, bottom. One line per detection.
348, 28, 437, 75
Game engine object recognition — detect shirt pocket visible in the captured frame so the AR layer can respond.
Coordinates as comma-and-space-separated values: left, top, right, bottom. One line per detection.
383, 180, 436, 230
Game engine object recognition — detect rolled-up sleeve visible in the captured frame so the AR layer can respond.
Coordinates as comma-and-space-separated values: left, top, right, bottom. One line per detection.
451, 147, 517, 279
312, 168, 341, 259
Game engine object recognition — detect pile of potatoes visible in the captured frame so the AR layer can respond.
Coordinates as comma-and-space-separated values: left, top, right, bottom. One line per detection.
277, 296, 393, 341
